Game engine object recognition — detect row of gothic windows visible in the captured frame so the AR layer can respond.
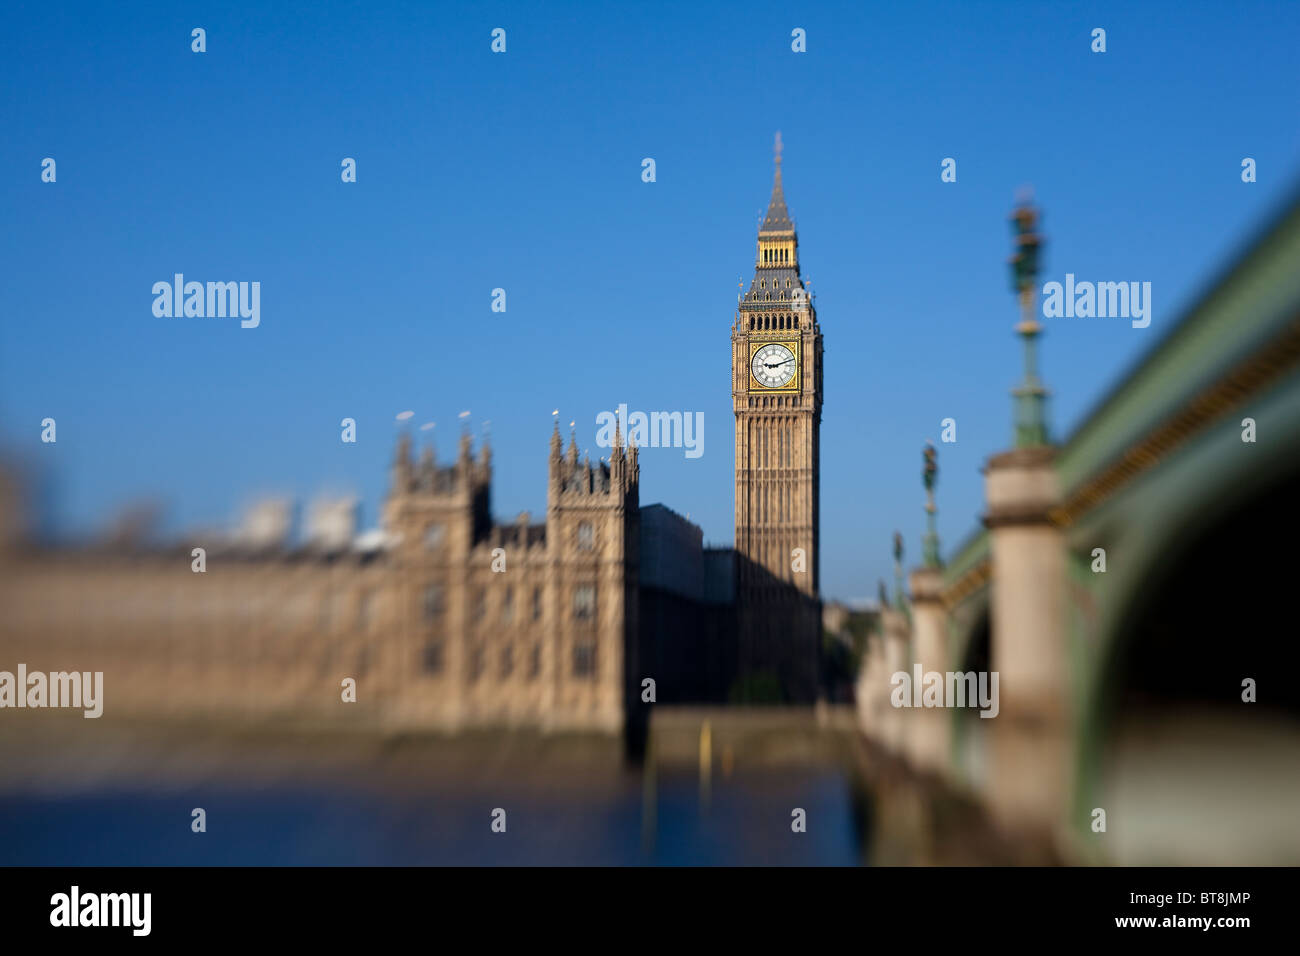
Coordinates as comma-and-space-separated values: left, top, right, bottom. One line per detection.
425, 520, 594, 553
422, 583, 592, 623
749, 314, 796, 331
758, 278, 794, 290
762, 247, 791, 264
421, 638, 597, 680
753, 416, 794, 469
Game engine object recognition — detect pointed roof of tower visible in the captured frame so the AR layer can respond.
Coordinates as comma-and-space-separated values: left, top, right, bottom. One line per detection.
741, 133, 809, 311
759, 131, 793, 235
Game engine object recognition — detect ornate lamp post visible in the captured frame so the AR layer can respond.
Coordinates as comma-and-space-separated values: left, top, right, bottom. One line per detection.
892, 530, 908, 620
1009, 192, 1050, 447
922, 442, 941, 568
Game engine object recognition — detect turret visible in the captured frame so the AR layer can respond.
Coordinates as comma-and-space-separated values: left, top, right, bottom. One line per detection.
392, 431, 413, 492
610, 415, 625, 484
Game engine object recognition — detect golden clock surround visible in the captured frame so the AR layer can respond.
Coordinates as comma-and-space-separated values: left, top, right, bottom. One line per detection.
748, 338, 800, 391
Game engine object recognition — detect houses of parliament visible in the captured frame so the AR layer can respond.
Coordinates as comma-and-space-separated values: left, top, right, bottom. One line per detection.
0, 141, 824, 734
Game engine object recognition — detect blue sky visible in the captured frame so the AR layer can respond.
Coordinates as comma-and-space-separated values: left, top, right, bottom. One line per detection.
3, 0, 1298, 600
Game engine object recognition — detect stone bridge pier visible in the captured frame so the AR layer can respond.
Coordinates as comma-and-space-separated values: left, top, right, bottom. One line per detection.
905, 566, 948, 774
880, 606, 911, 754
982, 445, 1070, 835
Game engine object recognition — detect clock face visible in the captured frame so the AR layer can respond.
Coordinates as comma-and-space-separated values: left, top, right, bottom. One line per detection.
751, 343, 797, 389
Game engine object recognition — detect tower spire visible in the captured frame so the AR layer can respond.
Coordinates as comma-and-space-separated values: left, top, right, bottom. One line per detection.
742, 134, 805, 306
760, 131, 792, 234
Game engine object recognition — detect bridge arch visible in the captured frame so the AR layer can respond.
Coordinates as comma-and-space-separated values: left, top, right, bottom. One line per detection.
1073, 376, 1300, 862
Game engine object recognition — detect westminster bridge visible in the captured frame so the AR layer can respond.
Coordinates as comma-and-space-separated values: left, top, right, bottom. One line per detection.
857, 185, 1300, 865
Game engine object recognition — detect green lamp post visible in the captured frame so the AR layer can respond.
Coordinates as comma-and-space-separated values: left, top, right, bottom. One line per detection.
922, 442, 941, 568
1009, 192, 1051, 448
892, 530, 909, 622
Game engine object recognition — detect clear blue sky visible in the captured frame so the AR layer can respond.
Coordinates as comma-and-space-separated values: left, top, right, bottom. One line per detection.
3, 0, 1298, 601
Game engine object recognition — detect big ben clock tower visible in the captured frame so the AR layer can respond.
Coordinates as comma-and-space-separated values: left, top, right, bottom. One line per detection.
732, 133, 823, 701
